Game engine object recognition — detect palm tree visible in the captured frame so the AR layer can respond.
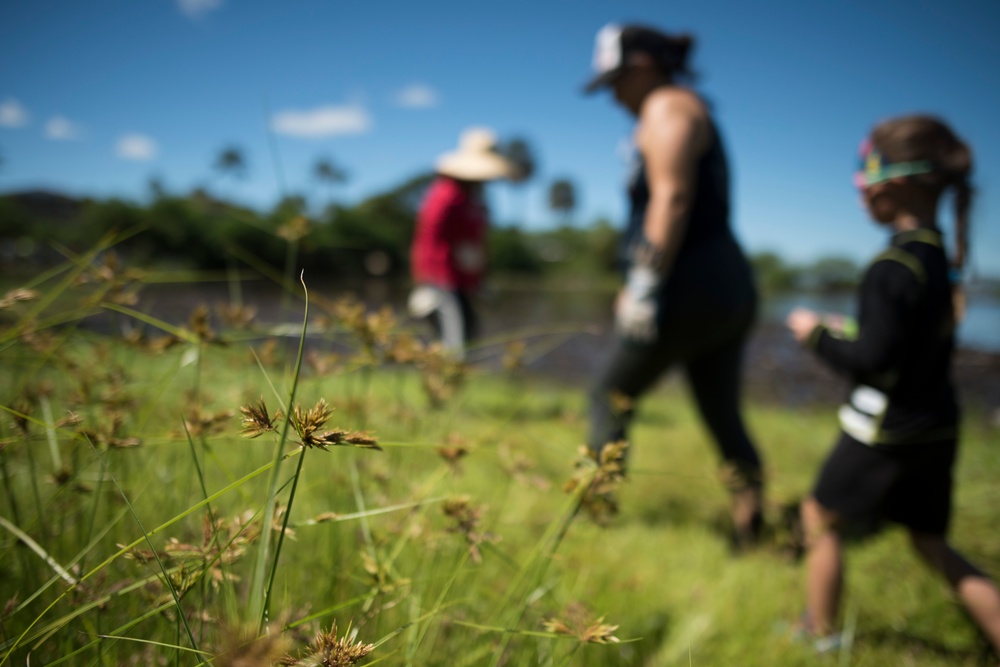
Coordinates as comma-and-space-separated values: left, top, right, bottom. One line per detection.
214, 145, 247, 181
313, 156, 348, 214
147, 175, 167, 201
500, 137, 536, 226
548, 178, 576, 227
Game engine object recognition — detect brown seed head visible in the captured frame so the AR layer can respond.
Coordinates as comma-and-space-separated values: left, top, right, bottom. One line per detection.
216, 302, 258, 329
564, 442, 628, 523
543, 602, 620, 645
283, 622, 373, 666
255, 338, 281, 367
609, 390, 634, 415
213, 621, 292, 667
441, 497, 496, 563
332, 295, 366, 331
10, 400, 32, 435
436, 433, 469, 471
0, 288, 39, 310
188, 304, 217, 343
385, 332, 423, 364
291, 399, 333, 446
365, 306, 396, 347
2, 594, 20, 621
277, 215, 310, 242
184, 407, 235, 438
502, 340, 527, 372
310, 429, 382, 452
239, 397, 280, 438
306, 350, 342, 375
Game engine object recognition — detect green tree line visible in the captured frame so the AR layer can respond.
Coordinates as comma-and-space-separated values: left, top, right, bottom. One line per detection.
0, 177, 859, 292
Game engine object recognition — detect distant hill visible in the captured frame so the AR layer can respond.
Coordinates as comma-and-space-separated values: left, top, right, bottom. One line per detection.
0, 189, 83, 221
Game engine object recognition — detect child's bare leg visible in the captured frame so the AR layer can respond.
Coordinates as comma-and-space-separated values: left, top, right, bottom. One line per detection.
910, 531, 1000, 655
801, 496, 843, 636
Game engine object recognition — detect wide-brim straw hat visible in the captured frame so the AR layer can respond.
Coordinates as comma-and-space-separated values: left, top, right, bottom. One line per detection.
435, 127, 516, 181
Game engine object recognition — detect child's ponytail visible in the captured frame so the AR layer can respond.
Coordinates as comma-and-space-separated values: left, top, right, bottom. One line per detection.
950, 168, 972, 273
950, 174, 973, 321
871, 115, 973, 320
941, 137, 973, 320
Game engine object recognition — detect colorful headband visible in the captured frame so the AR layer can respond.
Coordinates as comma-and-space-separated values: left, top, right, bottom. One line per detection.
853, 137, 935, 188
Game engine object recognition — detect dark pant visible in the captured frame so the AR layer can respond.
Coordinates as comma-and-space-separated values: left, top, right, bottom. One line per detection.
588, 298, 761, 473
425, 289, 477, 348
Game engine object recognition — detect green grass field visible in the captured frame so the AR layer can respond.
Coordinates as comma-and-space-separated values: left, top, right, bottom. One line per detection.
1, 267, 999, 666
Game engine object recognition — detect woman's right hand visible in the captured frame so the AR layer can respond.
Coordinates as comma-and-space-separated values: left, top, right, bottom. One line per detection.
616, 266, 660, 342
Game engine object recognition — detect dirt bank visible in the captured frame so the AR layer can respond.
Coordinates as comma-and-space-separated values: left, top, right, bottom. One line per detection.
516, 320, 1000, 415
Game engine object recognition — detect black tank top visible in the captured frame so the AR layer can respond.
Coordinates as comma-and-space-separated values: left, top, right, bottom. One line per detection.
620, 118, 735, 270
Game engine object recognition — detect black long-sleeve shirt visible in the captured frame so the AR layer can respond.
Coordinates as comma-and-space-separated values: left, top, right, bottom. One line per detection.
806, 228, 958, 445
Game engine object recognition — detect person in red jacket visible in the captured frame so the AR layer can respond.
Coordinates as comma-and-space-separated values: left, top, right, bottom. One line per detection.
409, 128, 516, 358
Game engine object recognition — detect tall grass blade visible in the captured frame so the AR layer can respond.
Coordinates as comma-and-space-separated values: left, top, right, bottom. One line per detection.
252, 271, 309, 632
38, 395, 62, 474
3, 235, 111, 343
17, 568, 183, 654
487, 472, 591, 667
0, 450, 300, 662
224, 242, 300, 294
182, 419, 215, 525
108, 477, 199, 655
40, 601, 176, 667
0, 516, 77, 586
99, 304, 199, 343
11, 505, 128, 616
261, 444, 306, 623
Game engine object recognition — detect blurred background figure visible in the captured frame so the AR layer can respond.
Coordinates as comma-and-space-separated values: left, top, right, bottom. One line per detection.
408, 128, 517, 358
583, 23, 764, 547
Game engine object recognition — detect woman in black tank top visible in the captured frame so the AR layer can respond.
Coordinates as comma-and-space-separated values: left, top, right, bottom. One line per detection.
583, 23, 763, 548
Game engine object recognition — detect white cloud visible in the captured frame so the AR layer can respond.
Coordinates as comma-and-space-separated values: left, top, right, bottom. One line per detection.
0, 98, 30, 128
394, 84, 439, 109
116, 133, 158, 161
178, 0, 223, 20
271, 104, 372, 139
46, 116, 83, 140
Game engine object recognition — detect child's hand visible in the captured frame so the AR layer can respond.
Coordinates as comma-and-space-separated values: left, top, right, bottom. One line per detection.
786, 308, 821, 343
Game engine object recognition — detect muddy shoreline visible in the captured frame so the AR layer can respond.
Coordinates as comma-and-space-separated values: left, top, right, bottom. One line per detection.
80, 280, 1000, 416
506, 319, 1000, 414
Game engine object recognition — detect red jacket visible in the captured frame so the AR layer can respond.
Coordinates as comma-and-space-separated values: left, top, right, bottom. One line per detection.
410, 176, 488, 291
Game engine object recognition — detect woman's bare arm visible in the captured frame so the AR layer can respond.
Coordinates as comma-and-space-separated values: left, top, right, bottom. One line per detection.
636, 88, 710, 270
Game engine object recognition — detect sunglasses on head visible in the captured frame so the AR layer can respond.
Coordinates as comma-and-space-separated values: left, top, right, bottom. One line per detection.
853, 137, 935, 189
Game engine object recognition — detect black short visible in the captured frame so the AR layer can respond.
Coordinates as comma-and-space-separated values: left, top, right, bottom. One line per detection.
812, 432, 957, 535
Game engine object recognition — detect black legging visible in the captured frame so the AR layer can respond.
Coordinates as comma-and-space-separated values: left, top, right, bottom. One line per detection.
588, 294, 761, 473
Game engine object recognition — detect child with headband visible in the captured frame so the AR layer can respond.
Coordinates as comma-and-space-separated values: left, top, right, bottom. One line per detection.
786, 115, 1000, 656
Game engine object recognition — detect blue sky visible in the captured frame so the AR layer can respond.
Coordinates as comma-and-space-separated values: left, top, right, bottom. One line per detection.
1, 0, 999, 276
